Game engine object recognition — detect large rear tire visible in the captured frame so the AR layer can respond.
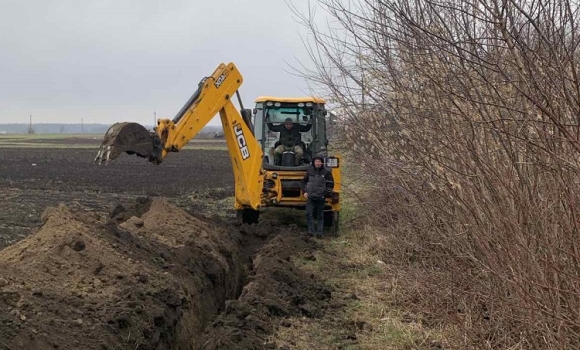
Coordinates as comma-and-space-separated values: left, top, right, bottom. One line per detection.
236, 209, 260, 225
324, 211, 340, 236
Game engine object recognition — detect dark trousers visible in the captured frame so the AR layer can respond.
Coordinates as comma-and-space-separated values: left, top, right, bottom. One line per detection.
306, 197, 325, 235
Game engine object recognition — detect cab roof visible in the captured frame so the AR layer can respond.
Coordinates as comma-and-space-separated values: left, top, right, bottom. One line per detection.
254, 96, 325, 104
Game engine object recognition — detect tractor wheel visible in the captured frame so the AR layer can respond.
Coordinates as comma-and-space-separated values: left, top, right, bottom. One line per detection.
324, 211, 340, 236
236, 208, 260, 225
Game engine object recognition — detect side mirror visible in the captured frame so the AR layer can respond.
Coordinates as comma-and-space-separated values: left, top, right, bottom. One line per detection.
241, 109, 254, 131
253, 108, 257, 115
241, 109, 252, 119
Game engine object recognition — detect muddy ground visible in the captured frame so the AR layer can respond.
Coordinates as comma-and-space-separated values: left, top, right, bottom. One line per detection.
0, 147, 233, 249
0, 145, 342, 349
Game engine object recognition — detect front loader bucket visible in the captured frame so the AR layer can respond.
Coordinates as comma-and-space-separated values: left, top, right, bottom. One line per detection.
93, 122, 161, 165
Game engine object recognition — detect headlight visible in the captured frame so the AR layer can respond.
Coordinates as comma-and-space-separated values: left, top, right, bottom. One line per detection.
325, 157, 339, 168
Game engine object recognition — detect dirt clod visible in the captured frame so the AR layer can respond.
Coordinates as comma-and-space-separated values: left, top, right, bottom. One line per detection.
71, 239, 86, 251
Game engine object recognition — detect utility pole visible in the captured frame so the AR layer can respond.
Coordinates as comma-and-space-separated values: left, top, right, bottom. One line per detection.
153, 111, 157, 130
81, 118, 84, 133
28, 114, 33, 134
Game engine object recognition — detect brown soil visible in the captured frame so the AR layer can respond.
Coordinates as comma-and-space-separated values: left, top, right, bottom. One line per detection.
0, 197, 328, 349
0, 147, 333, 349
200, 228, 331, 349
0, 148, 233, 249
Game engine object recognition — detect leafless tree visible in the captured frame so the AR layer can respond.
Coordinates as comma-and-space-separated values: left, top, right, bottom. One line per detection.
290, 0, 580, 348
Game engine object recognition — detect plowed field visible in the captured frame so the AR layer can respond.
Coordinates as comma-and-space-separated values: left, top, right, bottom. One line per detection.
0, 140, 338, 350
0, 146, 232, 249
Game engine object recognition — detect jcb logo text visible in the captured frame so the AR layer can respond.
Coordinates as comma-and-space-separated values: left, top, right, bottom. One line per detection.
214, 69, 229, 89
233, 124, 250, 160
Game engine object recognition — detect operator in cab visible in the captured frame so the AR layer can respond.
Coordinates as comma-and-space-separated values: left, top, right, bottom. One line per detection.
268, 117, 312, 165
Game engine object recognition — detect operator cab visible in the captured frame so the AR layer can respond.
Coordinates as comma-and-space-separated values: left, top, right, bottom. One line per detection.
252, 96, 329, 171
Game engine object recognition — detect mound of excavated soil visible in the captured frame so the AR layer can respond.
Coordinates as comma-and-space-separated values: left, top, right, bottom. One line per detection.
0, 197, 244, 350
200, 232, 332, 350
0, 197, 332, 350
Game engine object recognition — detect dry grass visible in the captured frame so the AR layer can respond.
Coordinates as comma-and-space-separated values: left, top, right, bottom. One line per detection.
270, 210, 450, 349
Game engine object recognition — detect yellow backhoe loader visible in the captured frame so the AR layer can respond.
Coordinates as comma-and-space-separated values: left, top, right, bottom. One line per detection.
93, 62, 342, 234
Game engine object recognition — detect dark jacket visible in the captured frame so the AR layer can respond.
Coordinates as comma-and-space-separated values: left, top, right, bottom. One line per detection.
301, 160, 334, 200
268, 123, 312, 147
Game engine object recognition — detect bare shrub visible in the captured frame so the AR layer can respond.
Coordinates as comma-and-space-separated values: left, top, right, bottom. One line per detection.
291, 0, 580, 348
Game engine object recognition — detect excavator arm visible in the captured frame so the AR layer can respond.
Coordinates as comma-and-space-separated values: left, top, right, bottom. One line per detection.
93, 62, 264, 210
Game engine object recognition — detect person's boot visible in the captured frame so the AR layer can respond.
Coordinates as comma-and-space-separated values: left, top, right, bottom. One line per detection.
314, 221, 322, 238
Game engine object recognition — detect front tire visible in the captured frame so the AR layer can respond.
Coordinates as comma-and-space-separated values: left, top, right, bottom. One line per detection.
324, 211, 340, 236
236, 208, 260, 225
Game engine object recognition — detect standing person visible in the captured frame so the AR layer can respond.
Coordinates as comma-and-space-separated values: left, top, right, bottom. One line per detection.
301, 154, 334, 237
268, 117, 312, 165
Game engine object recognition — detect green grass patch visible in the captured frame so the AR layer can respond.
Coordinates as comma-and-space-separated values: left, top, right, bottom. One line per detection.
0, 133, 103, 140
0, 134, 227, 150
0, 143, 99, 149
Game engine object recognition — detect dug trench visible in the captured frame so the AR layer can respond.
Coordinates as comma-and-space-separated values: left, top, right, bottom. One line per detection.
0, 196, 332, 350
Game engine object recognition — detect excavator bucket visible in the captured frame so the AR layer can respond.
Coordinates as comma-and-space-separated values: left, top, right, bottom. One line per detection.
93, 122, 160, 165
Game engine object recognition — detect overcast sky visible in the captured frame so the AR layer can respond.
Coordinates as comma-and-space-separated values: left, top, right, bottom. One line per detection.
0, 0, 325, 126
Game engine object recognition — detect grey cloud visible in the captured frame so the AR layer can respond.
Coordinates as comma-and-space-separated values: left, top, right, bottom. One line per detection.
0, 0, 322, 126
